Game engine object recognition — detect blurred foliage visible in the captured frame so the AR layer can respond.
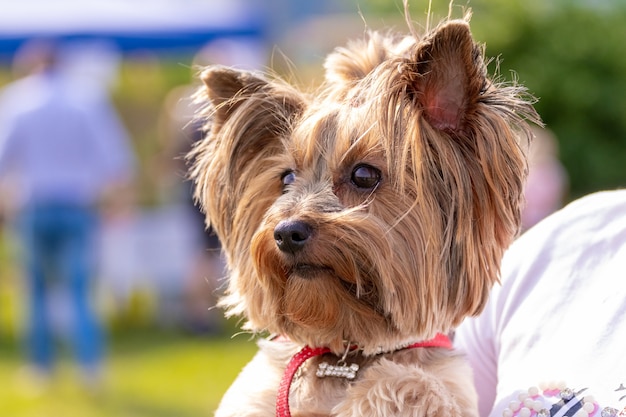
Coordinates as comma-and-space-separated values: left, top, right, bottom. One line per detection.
111, 56, 194, 207
362, 0, 626, 199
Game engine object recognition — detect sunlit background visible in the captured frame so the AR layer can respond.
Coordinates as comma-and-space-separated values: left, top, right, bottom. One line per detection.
0, 0, 624, 415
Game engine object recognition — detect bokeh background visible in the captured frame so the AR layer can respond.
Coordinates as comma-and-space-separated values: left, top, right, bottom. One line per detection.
0, 0, 624, 415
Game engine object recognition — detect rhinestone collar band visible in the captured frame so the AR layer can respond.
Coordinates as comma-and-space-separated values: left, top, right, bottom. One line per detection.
275, 333, 452, 417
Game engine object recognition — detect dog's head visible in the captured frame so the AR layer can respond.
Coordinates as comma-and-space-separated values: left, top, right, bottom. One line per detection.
190, 17, 539, 354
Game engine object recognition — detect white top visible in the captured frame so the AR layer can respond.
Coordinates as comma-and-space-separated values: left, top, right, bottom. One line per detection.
455, 190, 626, 417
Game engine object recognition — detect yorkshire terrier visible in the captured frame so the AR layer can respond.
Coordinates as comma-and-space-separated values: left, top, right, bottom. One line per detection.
190, 6, 539, 417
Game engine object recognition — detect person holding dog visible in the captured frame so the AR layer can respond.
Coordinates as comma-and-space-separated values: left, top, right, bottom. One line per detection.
456, 189, 626, 417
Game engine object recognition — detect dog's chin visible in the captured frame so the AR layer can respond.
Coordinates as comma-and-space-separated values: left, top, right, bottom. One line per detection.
279, 266, 348, 334
288, 264, 335, 280
277, 265, 396, 352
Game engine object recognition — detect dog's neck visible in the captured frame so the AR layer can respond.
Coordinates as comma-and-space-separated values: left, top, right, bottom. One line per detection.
368, 333, 453, 354
275, 333, 453, 417
272, 333, 453, 355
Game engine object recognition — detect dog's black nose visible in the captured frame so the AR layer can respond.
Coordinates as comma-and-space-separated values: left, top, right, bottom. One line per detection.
274, 220, 312, 254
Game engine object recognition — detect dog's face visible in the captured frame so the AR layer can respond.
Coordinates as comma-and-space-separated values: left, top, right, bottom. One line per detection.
190, 19, 539, 354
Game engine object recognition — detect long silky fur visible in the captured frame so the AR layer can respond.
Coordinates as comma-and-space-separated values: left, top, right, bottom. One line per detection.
189, 6, 540, 417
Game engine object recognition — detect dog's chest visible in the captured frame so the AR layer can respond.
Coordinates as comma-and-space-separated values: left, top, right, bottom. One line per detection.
288, 354, 374, 415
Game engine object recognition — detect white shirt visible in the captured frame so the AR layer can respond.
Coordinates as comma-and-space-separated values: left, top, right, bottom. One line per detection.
455, 190, 626, 417
0, 70, 134, 206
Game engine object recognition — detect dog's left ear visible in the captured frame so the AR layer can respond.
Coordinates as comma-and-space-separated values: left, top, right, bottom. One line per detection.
200, 66, 269, 128
408, 20, 485, 134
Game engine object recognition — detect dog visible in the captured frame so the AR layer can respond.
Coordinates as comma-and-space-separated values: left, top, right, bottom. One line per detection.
189, 5, 540, 417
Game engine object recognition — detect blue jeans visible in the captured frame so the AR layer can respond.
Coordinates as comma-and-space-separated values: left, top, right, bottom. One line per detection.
18, 203, 104, 373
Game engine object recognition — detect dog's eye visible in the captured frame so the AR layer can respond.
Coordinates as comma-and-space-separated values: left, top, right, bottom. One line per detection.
351, 164, 381, 189
281, 170, 296, 187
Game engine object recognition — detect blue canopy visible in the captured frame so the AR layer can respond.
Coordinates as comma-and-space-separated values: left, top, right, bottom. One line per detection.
0, 0, 267, 61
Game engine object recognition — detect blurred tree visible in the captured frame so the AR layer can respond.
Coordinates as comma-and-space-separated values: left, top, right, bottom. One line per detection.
477, 1, 626, 199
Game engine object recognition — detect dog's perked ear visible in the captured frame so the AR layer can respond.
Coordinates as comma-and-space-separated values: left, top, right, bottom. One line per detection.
323, 31, 406, 87
408, 20, 486, 134
200, 66, 268, 129
389, 19, 540, 325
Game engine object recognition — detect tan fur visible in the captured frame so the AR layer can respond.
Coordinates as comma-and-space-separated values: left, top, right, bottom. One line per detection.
189, 8, 539, 417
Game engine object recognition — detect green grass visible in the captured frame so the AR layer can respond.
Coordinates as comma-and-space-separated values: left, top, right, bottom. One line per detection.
0, 331, 258, 416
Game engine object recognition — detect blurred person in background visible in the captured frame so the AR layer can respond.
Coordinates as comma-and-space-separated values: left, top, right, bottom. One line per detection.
0, 39, 136, 389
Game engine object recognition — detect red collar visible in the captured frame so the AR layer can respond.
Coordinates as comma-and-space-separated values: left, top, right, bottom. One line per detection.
275, 333, 452, 417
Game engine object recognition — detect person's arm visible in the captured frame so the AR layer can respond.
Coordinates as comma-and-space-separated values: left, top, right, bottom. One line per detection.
455, 303, 498, 417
